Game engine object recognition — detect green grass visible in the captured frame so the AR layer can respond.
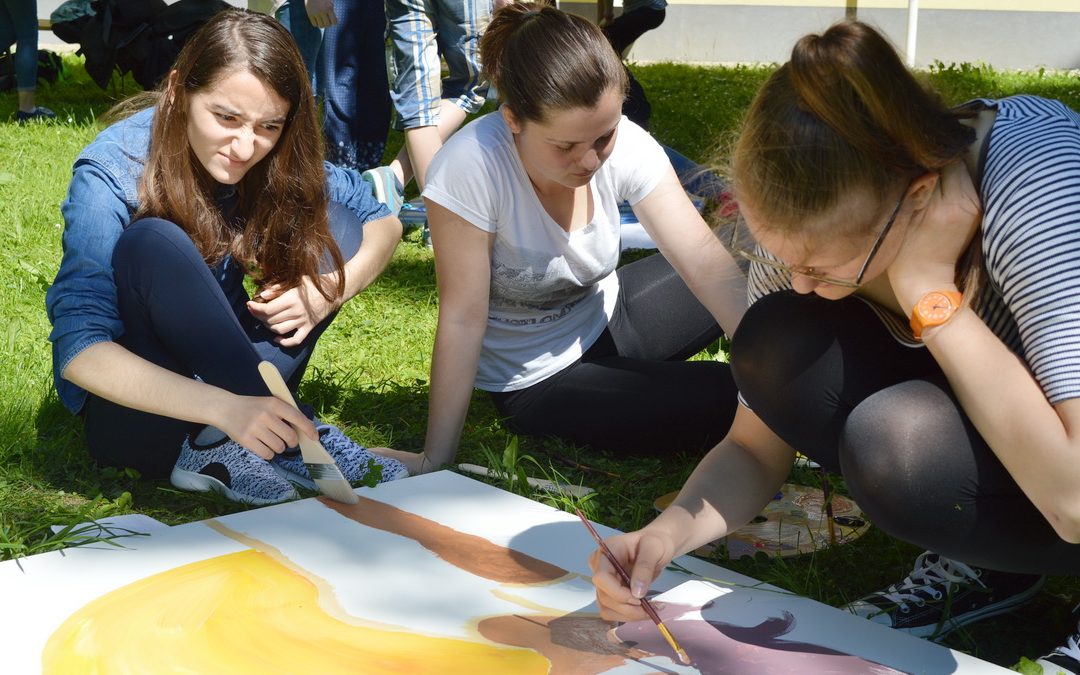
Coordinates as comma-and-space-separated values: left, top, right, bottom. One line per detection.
2, 56, 1079, 669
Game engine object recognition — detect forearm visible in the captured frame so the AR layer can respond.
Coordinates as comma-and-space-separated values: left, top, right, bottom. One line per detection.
681, 234, 749, 337
63, 342, 234, 429
422, 318, 487, 466
338, 215, 403, 302
923, 308, 1080, 540
644, 406, 794, 555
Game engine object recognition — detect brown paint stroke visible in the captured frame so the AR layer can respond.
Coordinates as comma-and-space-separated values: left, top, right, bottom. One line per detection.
478, 614, 650, 675
319, 496, 569, 584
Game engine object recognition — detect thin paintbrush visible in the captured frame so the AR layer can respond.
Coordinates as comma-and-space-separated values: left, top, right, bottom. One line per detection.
575, 508, 691, 666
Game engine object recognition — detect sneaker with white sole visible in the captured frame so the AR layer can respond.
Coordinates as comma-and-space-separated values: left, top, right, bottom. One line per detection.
1037, 613, 1080, 675
170, 435, 299, 505
361, 165, 405, 216
271, 422, 409, 490
844, 551, 1044, 639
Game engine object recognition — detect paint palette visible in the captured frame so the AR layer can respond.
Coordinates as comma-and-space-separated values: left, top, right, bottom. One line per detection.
0, 471, 1001, 673
656, 481, 871, 558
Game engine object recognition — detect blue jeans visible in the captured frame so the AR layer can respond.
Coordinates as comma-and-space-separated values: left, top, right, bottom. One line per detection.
0, 0, 39, 92
276, 1, 320, 91
83, 203, 363, 478
386, 0, 489, 129
277, 0, 389, 171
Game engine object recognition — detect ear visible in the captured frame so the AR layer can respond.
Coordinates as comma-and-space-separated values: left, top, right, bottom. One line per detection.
501, 105, 523, 134
905, 170, 940, 211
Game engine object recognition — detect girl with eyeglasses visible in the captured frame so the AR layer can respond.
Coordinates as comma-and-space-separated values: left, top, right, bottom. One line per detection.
591, 20, 1080, 671
406, 3, 748, 475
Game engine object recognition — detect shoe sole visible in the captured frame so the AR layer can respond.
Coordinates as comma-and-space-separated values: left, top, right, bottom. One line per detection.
899, 576, 1047, 639
170, 466, 298, 506
365, 169, 403, 216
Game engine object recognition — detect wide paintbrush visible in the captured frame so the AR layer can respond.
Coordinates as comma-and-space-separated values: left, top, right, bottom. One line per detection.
258, 361, 359, 505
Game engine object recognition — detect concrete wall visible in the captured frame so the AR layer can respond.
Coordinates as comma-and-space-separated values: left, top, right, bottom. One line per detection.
37, 0, 1080, 70
560, 1, 1080, 70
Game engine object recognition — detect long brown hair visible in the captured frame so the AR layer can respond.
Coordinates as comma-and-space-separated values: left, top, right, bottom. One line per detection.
132, 9, 343, 302
480, 2, 627, 124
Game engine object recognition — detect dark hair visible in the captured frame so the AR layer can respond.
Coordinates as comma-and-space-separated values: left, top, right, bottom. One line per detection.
132, 9, 343, 303
480, 2, 627, 124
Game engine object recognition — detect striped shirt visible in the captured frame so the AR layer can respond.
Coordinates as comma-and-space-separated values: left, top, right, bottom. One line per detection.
746, 95, 1080, 405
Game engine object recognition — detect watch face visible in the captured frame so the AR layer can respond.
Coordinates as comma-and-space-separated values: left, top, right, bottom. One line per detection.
917, 292, 957, 322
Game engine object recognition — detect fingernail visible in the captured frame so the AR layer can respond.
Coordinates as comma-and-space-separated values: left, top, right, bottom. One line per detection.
631, 580, 646, 598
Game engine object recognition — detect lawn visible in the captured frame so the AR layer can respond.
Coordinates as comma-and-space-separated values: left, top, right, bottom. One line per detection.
2, 55, 1079, 671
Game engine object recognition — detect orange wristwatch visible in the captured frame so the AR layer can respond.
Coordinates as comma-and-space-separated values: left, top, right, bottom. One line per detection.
910, 290, 964, 340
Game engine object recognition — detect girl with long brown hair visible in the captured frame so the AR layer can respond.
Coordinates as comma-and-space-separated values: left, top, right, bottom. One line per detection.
409, 2, 748, 474
591, 21, 1080, 670
46, 9, 408, 505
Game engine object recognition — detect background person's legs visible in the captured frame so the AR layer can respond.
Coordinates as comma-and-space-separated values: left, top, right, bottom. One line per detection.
1, 0, 52, 119
319, 0, 390, 170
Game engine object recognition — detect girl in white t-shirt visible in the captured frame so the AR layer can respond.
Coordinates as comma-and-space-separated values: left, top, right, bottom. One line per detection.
407, 3, 747, 474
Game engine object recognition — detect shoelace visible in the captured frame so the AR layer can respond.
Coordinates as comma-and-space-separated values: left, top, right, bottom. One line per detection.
1053, 628, 1080, 660
878, 552, 985, 612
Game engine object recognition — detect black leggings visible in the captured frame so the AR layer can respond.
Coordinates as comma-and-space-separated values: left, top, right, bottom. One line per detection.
731, 290, 1080, 575
489, 252, 739, 456
83, 204, 362, 478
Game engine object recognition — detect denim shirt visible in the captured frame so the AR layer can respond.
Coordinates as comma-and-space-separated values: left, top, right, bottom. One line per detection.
45, 107, 391, 413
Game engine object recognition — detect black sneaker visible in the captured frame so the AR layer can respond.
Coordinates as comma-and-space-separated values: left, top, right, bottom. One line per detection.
16, 106, 56, 124
1037, 614, 1080, 675
844, 551, 1044, 639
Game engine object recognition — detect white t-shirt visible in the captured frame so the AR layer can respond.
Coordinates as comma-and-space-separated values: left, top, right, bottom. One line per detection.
423, 112, 669, 391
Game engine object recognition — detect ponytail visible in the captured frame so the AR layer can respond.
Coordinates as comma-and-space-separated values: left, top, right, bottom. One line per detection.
480, 2, 627, 124
732, 20, 974, 235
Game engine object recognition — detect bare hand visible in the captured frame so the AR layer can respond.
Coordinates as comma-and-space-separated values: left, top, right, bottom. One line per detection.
215, 394, 318, 460
247, 275, 339, 347
588, 530, 675, 622
888, 162, 982, 311
304, 0, 337, 28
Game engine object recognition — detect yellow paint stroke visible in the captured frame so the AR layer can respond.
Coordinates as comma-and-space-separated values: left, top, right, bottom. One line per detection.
41, 548, 549, 674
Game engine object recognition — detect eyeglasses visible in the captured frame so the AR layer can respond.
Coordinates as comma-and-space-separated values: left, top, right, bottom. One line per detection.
729, 186, 909, 289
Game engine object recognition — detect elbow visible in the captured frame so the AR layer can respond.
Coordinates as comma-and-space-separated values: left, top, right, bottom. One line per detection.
1046, 499, 1080, 544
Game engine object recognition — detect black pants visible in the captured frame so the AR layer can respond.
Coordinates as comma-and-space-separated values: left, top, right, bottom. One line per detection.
489, 252, 738, 456
603, 7, 666, 57
731, 290, 1080, 574
83, 204, 363, 478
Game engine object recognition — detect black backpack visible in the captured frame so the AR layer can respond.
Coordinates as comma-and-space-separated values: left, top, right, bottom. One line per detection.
124, 0, 233, 89
69, 0, 231, 90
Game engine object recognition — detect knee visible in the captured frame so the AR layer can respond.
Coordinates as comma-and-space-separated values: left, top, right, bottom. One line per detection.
113, 218, 192, 270
730, 291, 836, 410
840, 382, 956, 531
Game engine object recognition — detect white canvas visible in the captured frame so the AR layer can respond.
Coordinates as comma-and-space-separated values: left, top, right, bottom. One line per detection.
0, 471, 1007, 673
